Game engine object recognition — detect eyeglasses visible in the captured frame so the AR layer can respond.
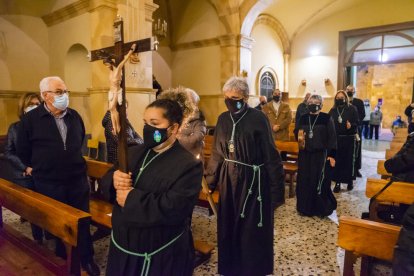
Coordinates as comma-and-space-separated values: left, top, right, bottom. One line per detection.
45, 90, 70, 96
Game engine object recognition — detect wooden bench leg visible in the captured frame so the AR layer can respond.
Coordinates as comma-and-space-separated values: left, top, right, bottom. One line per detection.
65, 244, 81, 276
343, 250, 357, 276
360, 256, 371, 276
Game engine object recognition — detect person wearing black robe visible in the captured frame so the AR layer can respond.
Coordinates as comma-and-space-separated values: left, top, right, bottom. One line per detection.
294, 92, 311, 129
393, 202, 414, 275
329, 90, 359, 192
294, 95, 337, 217
205, 77, 285, 276
102, 99, 203, 276
346, 85, 365, 178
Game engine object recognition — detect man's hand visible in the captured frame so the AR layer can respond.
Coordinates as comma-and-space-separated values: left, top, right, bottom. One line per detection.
346, 120, 351, 129
116, 188, 133, 207
23, 167, 33, 176
327, 157, 335, 167
273, 125, 280, 132
113, 170, 132, 190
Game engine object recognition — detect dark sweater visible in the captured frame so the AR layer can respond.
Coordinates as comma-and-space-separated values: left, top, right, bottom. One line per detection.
17, 104, 87, 183
384, 132, 414, 182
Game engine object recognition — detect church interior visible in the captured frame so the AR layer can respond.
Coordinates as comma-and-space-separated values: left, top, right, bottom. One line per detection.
0, 0, 414, 275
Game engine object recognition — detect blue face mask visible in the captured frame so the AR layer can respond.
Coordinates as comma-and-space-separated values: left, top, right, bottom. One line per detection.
52, 93, 69, 110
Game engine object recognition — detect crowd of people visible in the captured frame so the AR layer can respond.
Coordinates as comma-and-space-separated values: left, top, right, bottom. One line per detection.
1, 70, 414, 275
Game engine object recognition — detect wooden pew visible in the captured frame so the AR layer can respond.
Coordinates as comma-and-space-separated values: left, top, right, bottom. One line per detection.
394, 128, 407, 138
275, 140, 299, 198
385, 149, 398, 159
389, 141, 404, 150
377, 160, 391, 179
366, 178, 414, 206
337, 216, 401, 276
0, 178, 90, 275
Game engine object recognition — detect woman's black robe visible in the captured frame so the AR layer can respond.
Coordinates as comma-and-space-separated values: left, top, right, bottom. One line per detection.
295, 112, 337, 216
328, 105, 359, 184
102, 141, 203, 276
205, 107, 285, 276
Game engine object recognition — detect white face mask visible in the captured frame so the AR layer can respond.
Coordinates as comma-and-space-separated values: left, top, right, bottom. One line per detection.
24, 105, 39, 113
52, 93, 69, 110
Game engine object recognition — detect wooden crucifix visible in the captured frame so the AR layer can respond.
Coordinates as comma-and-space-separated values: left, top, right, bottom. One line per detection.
89, 16, 158, 172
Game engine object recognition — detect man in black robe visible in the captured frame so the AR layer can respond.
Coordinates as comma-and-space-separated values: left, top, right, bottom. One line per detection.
329, 90, 359, 192
206, 77, 285, 276
346, 85, 365, 177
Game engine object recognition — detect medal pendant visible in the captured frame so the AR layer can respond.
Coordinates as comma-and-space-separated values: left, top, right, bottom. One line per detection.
228, 141, 235, 153
338, 116, 343, 124
309, 131, 313, 139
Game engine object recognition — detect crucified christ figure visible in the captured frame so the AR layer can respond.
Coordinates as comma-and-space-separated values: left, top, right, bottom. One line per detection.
103, 43, 136, 134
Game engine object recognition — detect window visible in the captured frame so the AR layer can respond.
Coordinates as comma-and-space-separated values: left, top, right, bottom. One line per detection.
260, 71, 276, 99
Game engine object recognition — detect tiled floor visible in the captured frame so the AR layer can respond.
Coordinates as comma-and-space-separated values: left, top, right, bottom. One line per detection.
2, 139, 392, 275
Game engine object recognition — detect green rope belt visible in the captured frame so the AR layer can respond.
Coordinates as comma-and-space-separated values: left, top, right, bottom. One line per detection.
224, 158, 264, 227
111, 230, 184, 276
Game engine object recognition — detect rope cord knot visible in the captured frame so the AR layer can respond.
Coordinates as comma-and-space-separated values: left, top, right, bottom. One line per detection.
224, 158, 264, 227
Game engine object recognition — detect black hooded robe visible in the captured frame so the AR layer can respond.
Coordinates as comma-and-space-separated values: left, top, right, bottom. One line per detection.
206, 107, 285, 276
103, 141, 203, 276
295, 112, 337, 216
328, 105, 359, 184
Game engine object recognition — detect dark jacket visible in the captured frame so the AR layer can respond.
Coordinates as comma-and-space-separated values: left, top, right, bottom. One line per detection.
102, 111, 143, 163
1, 121, 33, 188
384, 132, 414, 183
393, 203, 414, 275
17, 104, 87, 183
350, 98, 365, 124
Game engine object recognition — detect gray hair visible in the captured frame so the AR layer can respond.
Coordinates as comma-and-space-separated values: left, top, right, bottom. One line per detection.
308, 94, 323, 104
39, 76, 64, 99
222, 76, 249, 98
185, 88, 200, 104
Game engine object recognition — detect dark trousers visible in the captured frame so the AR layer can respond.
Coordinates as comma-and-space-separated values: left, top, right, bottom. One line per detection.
34, 176, 94, 264
370, 125, 380, 139
362, 121, 370, 139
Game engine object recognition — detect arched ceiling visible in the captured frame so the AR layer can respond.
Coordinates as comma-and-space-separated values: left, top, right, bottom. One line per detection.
1, 0, 367, 42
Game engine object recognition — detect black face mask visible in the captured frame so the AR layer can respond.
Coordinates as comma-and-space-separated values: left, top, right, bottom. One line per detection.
335, 99, 345, 106
225, 98, 245, 113
273, 96, 280, 102
308, 104, 321, 113
346, 91, 353, 97
143, 124, 170, 149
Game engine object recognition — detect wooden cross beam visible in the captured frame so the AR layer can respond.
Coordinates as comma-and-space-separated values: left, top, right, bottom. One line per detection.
89, 16, 158, 172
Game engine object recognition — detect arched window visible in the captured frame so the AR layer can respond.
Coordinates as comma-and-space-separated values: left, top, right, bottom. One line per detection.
258, 68, 278, 99
346, 32, 414, 65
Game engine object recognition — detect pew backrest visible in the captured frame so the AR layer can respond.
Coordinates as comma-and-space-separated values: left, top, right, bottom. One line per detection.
377, 160, 391, 178
365, 178, 414, 205
337, 216, 400, 262
0, 178, 90, 246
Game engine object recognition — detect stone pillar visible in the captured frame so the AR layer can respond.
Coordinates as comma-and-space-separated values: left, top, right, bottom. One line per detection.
88, 0, 118, 141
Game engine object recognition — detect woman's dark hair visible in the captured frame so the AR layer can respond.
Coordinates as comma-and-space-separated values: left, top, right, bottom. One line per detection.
147, 99, 184, 126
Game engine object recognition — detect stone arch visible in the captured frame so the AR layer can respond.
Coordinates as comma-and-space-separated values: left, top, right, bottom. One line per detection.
252, 14, 290, 55
64, 43, 91, 92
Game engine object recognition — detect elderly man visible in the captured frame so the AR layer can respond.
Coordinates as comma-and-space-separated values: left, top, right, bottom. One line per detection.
346, 85, 364, 177
206, 76, 285, 276
262, 88, 292, 141
254, 95, 267, 110
17, 76, 99, 276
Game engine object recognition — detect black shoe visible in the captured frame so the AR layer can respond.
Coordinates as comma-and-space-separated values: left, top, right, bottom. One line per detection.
82, 261, 100, 276
356, 171, 362, 177
347, 182, 354, 191
333, 183, 340, 193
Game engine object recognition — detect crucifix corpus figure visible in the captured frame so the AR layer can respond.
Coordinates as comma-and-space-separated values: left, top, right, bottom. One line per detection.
104, 43, 136, 135
89, 16, 158, 171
